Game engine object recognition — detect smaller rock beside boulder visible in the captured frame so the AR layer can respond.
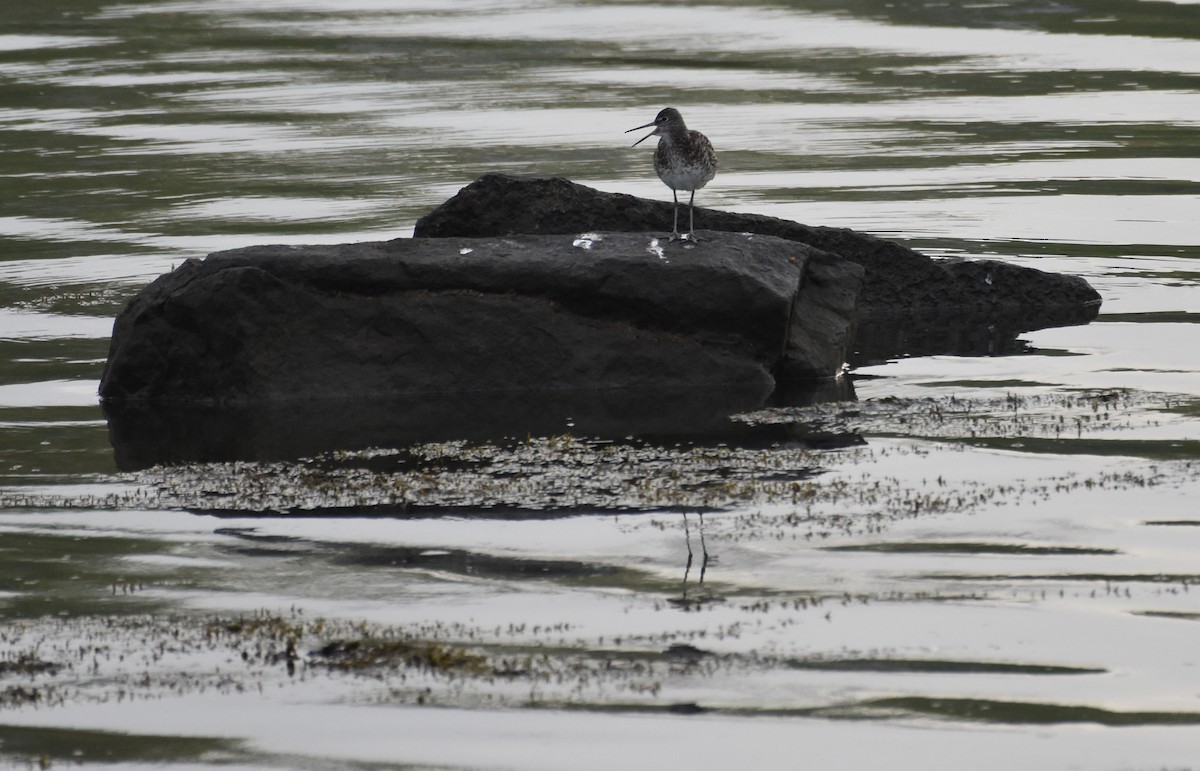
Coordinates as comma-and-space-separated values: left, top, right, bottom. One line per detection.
414, 173, 1102, 356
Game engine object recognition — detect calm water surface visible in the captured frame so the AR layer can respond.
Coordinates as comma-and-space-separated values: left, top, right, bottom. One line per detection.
2, 1, 1199, 768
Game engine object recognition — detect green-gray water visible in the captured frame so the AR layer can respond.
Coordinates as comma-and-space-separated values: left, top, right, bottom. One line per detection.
2, 1, 1199, 768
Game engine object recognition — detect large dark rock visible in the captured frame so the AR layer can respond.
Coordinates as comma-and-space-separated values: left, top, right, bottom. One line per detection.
414, 174, 1102, 362
100, 173, 1104, 467
100, 231, 862, 405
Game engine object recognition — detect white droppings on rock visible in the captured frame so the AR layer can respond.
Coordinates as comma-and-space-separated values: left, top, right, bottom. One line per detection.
572, 233, 603, 250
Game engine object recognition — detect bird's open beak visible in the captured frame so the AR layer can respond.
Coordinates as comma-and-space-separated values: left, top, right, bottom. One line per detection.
626, 121, 659, 147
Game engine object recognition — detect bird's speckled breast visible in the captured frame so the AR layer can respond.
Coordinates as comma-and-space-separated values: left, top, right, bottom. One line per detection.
653, 130, 717, 192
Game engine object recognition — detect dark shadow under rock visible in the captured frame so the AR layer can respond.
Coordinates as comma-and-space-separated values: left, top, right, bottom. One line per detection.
103, 378, 856, 470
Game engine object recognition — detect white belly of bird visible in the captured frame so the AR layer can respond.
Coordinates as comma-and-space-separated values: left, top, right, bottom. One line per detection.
657, 162, 714, 193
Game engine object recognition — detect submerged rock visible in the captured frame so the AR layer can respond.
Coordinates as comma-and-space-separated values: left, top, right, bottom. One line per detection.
100, 231, 862, 405
415, 174, 1102, 363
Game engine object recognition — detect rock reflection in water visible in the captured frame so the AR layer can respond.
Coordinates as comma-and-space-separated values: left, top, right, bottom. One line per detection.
103, 379, 856, 470
851, 304, 1101, 367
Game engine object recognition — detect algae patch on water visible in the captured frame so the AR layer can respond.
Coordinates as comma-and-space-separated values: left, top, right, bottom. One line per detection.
26, 434, 838, 515
152, 389, 1200, 515
1, 606, 1127, 719
0, 609, 750, 713
2, 390, 1197, 542
736, 389, 1191, 449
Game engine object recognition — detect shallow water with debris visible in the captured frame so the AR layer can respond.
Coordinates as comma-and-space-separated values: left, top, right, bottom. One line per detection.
2, 1, 1199, 768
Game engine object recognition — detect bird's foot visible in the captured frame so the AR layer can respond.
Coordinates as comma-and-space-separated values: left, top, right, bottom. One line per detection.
668, 231, 684, 243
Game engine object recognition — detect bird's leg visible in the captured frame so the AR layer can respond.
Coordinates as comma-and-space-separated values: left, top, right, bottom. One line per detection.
669, 189, 682, 242
681, 512, 694, 599
686, 190, 700, 242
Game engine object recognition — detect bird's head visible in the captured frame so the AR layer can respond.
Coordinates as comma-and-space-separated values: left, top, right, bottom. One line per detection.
626, 107, 685, 147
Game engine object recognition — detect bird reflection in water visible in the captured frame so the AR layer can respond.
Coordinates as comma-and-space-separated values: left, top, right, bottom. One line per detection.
669, 511, 723, 610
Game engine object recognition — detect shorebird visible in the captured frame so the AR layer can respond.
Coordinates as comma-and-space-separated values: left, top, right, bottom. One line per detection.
627, 107, 717, 242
